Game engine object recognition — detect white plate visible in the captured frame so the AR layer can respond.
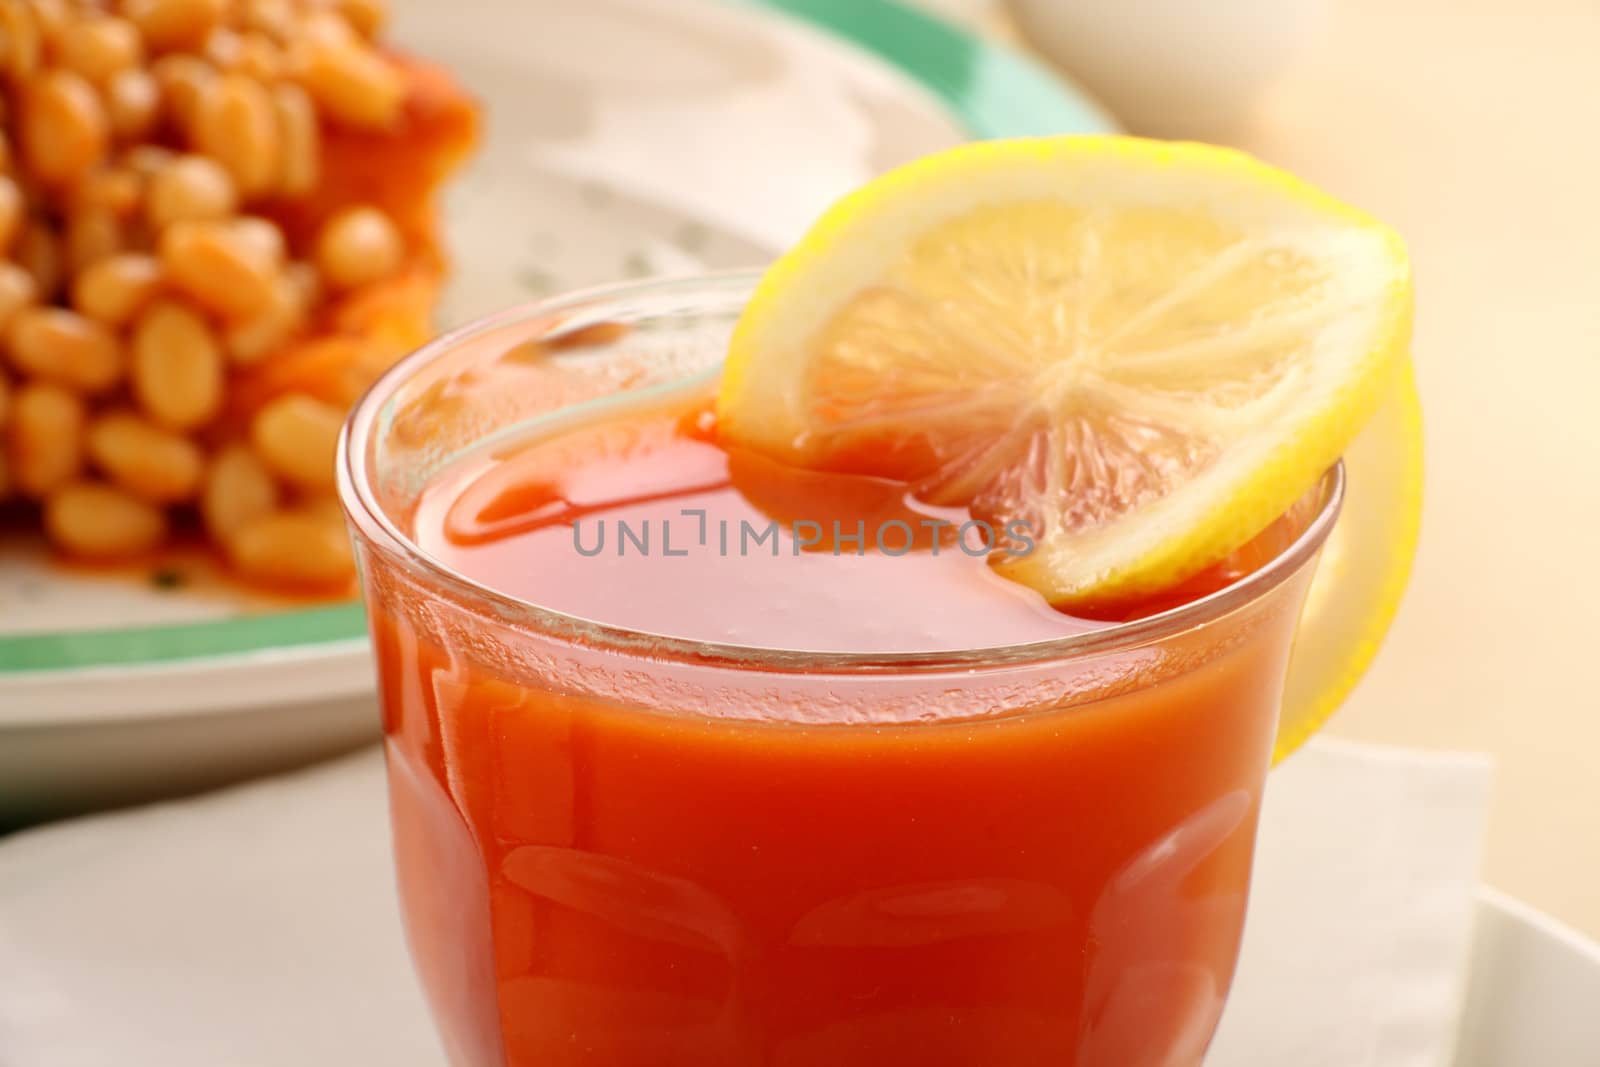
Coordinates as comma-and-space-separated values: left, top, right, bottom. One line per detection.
0, 0, 1113, 822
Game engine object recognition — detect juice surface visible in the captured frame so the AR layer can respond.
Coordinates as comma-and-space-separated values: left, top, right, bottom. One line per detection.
371, 383, 1309, 1067
412, 389, 1292, 655
413, 391, 1096, 654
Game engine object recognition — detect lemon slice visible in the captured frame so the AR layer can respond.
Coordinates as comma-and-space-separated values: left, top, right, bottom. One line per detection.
1275, 360, 1422, 761
719, 136, 1418, 754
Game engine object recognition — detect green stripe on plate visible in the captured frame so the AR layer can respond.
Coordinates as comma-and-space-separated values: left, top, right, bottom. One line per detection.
747, 0, 1115, 138
0, 604, 368, 672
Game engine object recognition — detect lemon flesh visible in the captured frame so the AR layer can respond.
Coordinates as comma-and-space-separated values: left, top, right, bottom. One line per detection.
719, 136, 1418, 755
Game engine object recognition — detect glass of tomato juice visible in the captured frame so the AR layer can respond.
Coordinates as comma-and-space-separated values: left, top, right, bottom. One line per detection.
337, 275, 1341, 1067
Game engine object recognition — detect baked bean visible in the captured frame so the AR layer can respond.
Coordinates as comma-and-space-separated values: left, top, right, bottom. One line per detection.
122, 143, 176, 177
14, 221, 62, 298
315, 205, 403, 290
71, 251, 162, 326
200, 26, 241, 67
54, 15, 143, 83
6, 306, 122, 392
159, 218, 277, 318
145, 153, 236, 229
234, 32, 282, 81
240, 0, 295, 42
225, 274, 302, 364
0, 262, 36, 334
7, 382, 84, 497
20, 70, 108, 184
299, 10, 356, 45
228, 507, 354, 586
130, 299, 222, 428
0, 369, 8, 429
87, 410, 203, 502
231, 216, 286, 266
193, 73, 280, 199
72, 166, 143, 219
250, 392, 342, 491
44, 481, 166, 558
0, 176, 20, 251
150, 53, 216, 131
335, 0, 387, 39
124, 0, 226, 51
0, 0, 43, 82
64, 209, 123, 274
271, 82, 319, 198
28, 0, 66, 42
290, 36, 402, 129
105, 68, 160, 142
200, 442, 278, 542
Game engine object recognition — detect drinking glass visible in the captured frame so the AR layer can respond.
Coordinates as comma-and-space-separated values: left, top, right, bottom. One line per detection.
338, 274, 1341, 1067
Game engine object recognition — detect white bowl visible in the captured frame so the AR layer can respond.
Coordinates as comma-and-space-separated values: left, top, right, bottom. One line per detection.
1004, 0, 1328, 138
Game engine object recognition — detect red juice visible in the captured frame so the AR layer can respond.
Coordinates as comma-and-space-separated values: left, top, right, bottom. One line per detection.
364, 382, 1318, 1066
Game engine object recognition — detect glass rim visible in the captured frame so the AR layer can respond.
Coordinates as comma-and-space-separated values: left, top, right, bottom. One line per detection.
338, 271, 1344, 675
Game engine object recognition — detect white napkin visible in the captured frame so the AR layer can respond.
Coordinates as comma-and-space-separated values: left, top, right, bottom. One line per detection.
1210, 739, 1492, 1067
0, 739, 1490, 1067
